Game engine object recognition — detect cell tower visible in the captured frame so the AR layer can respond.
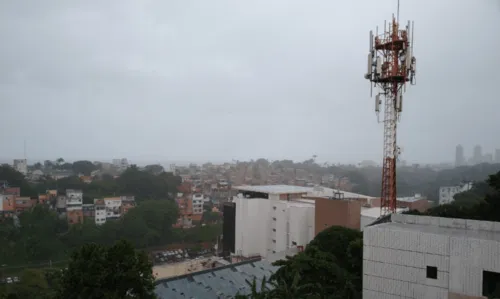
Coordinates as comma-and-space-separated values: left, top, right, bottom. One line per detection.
365, 2, 416, 216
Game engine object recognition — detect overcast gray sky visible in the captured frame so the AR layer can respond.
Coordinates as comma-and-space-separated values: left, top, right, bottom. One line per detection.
1, 0, 498, 164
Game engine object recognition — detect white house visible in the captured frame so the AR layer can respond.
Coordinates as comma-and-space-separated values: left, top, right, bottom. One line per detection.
66, 189, 83, 210
104, 197, 122, 218
439, 182, 473, 205
363, 213, 500, 299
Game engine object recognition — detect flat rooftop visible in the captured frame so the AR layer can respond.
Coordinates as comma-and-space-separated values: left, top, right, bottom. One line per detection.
232, 185, 312, 195
374, 221, 500, 242
361, 207, 408, 218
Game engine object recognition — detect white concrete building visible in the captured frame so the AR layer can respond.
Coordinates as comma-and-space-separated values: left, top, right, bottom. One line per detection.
112, 158, 129, 172
94, 199, 106, 225
104, 197, 122, 218
192, 193, 204, 215
360, 207, 408, 231
363, 213, 500, 299
13, 159, 27, 176
439, 182, 473, 205
66, 189, 83, 206
232, 185, 315, 259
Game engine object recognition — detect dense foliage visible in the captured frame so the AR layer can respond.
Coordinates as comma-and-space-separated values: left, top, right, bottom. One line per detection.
406, 170, 500, 221
236, 226, 363, 299
0, 164, 220, 268
0, 241, 157, 299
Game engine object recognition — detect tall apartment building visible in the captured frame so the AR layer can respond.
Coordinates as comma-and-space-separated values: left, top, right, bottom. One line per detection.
473, 145, 483, 164
13, 159, 27, 176
454, 145, 465, 167
66, 189, 83, 224
495, 149, 500, 163
363, 213, 500, 299
112, 158, 129, 172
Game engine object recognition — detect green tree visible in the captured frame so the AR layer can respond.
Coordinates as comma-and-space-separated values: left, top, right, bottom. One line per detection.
0, 269, 53, 299
55, 240, 156, 299
71, 161, 97, 176
144, 164, 164, 175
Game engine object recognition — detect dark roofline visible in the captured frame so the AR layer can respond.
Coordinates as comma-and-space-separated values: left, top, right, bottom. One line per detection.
367, 214, 392, 227
154, 257, 262, 286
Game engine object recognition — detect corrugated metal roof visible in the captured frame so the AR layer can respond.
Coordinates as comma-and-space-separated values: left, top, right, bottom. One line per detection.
154, 259, 278, 299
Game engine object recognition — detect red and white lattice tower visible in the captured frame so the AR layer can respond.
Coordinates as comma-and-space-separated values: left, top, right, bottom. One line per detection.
365, 7, 416, 216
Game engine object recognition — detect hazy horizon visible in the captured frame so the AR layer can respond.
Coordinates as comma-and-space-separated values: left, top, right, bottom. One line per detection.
1, 0, 499, 164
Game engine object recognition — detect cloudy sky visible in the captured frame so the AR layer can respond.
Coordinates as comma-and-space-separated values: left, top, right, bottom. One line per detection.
1, 0, 499, 164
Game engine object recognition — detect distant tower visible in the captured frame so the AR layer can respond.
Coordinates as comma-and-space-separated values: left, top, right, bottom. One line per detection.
365, 1, 416, 216
455, 145, 465, 167
473, 145, 483, 164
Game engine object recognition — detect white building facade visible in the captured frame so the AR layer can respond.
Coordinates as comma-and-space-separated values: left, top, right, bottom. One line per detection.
66, 189, 83, 212
439, 182, 473, 205
13, 159, 27, 176
233, 185, 315, 259
104, 197, 122, 219
192, 193, 204, 215
363, 213, 500, 299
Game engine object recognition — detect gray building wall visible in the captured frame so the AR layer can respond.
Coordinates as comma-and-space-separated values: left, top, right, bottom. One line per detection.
363, 214, 499, 299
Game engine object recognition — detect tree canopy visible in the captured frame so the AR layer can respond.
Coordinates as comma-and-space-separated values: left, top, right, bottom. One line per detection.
406, 170, 500, 221
237, 226, 363, 299
55, 240, 156, 299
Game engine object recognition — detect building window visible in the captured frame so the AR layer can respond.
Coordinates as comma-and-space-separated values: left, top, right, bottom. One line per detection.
272, 239, 276, 243
483, 270, 500, 297
273, 206, 276, 210
272, 217, 276, 221
272, 229, 276, 232
426, 266, 437, 279
272, 250, 276, 253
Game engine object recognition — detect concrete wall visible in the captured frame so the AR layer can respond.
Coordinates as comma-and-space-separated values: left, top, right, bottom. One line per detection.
314, 198, 361, 235
363, 214, 500, 299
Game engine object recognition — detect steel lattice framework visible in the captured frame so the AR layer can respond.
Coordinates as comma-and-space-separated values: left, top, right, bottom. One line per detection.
365, 14, 416, 216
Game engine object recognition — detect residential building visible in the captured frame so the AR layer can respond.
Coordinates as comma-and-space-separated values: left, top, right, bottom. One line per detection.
56, 196, 67, 219
13, 159, 27, 176
104, 197, 122, 219
439, 182, 473, 205
112, 158, 129, 172
0, 194, 15, 218
120, 196, 135, 214
473, 145, 483, 164
3, 187, 20, 196
82, 204, 95, 221
66, 189, 83, 225
15, 197, 34, 213
94, 199, 106, 225
192, 193, 204, 215
495, 149, 500, 163
455, 144, 465, 167
363, 213, 500, 299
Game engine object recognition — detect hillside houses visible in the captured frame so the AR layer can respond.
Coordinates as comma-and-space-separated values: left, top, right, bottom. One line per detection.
0, 185, 135, 226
